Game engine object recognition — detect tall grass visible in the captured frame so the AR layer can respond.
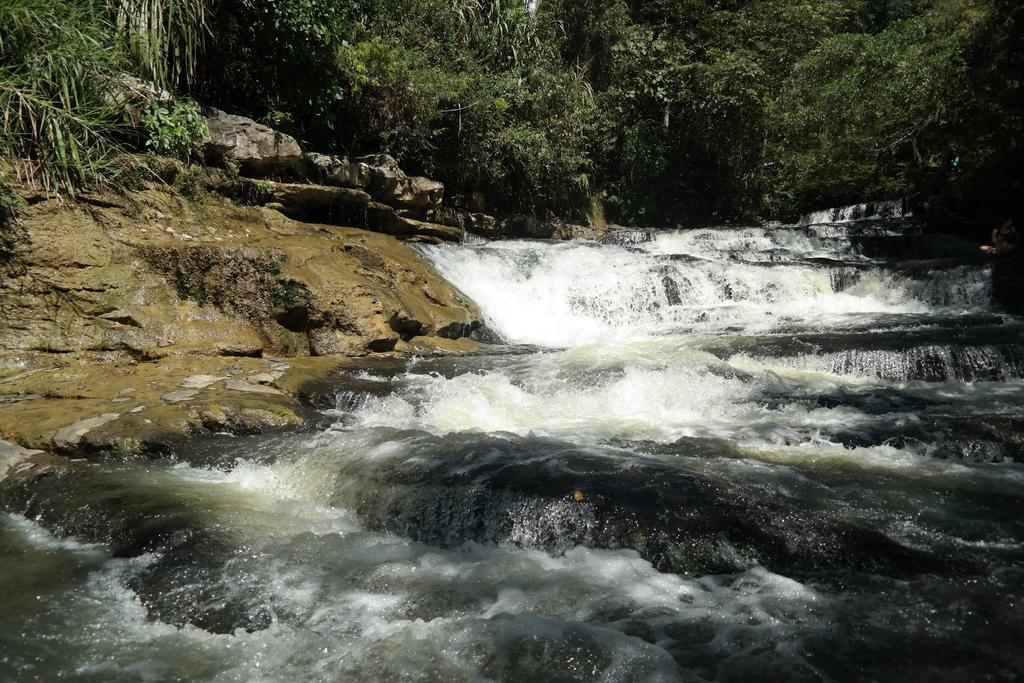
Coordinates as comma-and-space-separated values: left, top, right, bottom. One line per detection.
116, 0, 207, 88
0, 0, 122, 194
0, 0, 207, 195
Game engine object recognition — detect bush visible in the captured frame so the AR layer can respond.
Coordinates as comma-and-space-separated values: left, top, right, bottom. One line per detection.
142, 99, 207, 160
768, 14, 974, 212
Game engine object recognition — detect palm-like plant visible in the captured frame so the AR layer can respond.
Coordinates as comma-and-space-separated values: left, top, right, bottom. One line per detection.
0, 0, 207, 195
0, 0, 122, 194
116, 0, 207, 88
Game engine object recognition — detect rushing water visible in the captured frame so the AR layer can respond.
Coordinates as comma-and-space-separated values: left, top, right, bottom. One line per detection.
3, 219, 1024, 681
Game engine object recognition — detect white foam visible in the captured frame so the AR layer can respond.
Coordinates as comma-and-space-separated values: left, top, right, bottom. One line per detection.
800, 199, 910, 226
420, 235, 983, 347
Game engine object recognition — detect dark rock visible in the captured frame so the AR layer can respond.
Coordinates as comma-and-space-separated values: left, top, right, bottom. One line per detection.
993, 252, 1024, 313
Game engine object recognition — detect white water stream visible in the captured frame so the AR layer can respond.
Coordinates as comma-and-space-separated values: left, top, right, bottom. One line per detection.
3, 219, 1023, 681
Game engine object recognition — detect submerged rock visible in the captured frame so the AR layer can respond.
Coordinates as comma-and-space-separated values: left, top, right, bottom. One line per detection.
0, 460, 273, 633
333, 433, 954, 579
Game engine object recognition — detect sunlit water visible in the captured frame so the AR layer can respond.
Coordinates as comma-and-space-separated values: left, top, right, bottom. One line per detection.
3, 219, 1023, 681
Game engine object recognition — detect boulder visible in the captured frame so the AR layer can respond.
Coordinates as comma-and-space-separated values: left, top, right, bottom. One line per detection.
106, 74, 174, 126
0, 440, 71, 487
303, 153, 373, 188
401, 176, 445, 209
434, 207, 497, 236
203, 108, 302, 176
255, 180, 371, 224
303, 152, 444, 210
367, 203, 462, 242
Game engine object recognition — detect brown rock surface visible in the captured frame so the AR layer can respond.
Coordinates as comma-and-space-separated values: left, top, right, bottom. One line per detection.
0, 353, 386, 456
0, 185, 481, 359
302, 152, 445, 211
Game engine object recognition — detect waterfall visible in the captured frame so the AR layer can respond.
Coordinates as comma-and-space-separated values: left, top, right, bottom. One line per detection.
5, 213, 1024, 682
420, 227, 987, 347
799, 198, 911, 226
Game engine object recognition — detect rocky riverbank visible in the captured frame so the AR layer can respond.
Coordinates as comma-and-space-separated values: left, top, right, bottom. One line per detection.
0, 96, 641, 458
0, 159, 486, 457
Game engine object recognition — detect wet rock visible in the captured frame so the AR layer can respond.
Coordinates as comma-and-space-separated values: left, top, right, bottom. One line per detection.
0, 465, 273, 633
598, 228, 655, 246
1, 440, 44, 476
254, 180, 372, 224
202, 108, 302, 176
52, 413, 122, 449
246, 372, 281, 384
0, 440, 72, 487
162, 389, 199, 404
224, 379, 282, 395
378, 209, 464, 242
336, 433, 951, 579
0, 355, 358, 456
181, 374, 228, 389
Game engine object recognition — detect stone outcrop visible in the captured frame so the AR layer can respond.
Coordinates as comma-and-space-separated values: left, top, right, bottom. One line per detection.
247, 178, 463, 243
0, 181, 481, 360
203, 108, 303, 175
207, 113, 615, 243
0, 355, 311, 455
302, 152, 444, 212
0, 351, 482, 458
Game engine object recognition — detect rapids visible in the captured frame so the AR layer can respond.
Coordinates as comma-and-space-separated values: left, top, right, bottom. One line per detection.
3, 217, 1024, 681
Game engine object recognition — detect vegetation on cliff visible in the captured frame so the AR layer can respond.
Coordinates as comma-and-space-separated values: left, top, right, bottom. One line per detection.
1, 0, 1021, 225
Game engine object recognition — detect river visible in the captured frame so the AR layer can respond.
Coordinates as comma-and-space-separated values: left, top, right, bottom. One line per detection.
2, 213, 1023, 681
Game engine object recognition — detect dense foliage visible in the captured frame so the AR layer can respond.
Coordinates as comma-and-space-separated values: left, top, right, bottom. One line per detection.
1, 0, 1021, 224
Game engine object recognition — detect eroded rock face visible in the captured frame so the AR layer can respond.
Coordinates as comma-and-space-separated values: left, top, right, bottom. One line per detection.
203, 108, 303, 176
0, 184, 482, 359
303, 152, 373, 189
302, 152, 445, 211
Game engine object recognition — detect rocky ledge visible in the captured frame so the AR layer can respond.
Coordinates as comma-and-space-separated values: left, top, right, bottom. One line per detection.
0, 352, 441, 457
1, 179, 481, 359
0, 170, 483, 457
